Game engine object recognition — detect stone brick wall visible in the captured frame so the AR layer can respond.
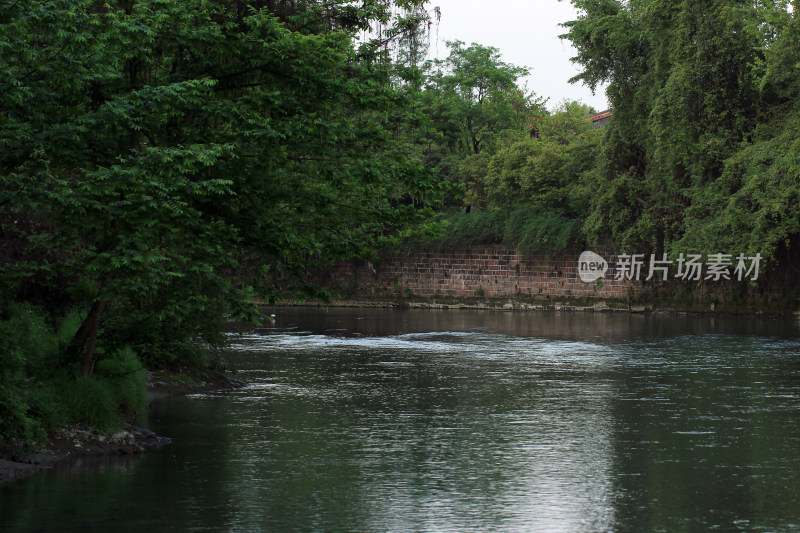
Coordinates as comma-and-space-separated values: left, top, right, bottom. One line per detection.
324, 246, 638, 301
305, 245, 800, 314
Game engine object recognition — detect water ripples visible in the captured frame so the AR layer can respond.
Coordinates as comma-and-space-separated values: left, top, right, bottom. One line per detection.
215, 315, 800, 531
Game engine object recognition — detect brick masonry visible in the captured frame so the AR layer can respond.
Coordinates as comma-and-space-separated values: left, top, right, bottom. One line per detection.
322, 246, 639, 302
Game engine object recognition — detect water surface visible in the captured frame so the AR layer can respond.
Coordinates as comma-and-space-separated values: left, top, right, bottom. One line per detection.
2, 309, 800, 532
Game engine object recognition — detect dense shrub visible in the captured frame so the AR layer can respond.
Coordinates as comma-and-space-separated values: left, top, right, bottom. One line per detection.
0, 304, 57, 452
406, 207, 584, 254
0, 305, 150, 455
503, 208, 584, 254
95, 347, 148, 420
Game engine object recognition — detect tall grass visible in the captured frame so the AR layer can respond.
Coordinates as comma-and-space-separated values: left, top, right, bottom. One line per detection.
407, 207, 584, 254
504, 208, 584, 254
94, 346, 148, 420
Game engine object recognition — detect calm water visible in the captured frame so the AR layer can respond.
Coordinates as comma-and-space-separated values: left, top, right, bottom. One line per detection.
3, 309, 800, 532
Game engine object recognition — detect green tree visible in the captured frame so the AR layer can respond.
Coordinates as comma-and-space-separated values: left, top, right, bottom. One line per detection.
537, 100, 597, 145
423, 40, 543, 163
465, 101, 599, 212
0, 0, 438, 374
563, 0, 780, 253
671, 1, 800, 268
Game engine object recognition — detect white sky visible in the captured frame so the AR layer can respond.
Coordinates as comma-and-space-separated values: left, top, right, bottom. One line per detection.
425, 0, 610, 112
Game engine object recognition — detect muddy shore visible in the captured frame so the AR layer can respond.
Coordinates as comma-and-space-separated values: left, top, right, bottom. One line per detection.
0, 371, 246, 486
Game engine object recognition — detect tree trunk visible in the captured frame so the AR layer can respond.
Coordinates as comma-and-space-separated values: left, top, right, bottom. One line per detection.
66, 300, 107, 376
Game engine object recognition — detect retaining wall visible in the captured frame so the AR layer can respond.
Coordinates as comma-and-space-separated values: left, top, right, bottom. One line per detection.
323, 246, 637, 302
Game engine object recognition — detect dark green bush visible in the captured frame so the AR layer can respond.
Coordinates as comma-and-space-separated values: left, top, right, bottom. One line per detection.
53, 376, 122, 432
404, 210, 505, 250
503, 207, 584, 254
0, 304, 152, 454
404, 207, 584, 254
95, 346, 148, 420
0, 304, 56, 452
27, 345, 149, 434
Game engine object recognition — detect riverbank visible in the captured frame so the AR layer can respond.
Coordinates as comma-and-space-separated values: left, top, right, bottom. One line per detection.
271, 297, 800, 319
278, 297, 638, 312
0, 370, 246, 486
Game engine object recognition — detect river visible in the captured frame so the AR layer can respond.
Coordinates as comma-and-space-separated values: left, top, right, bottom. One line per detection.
2, 308, 800, 532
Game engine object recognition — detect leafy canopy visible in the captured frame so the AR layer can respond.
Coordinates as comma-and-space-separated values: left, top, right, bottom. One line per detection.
0, 0, 440, 371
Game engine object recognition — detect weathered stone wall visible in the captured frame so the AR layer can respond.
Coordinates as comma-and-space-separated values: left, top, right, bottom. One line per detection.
313, 245, 800, 315
324, 246, 638, 302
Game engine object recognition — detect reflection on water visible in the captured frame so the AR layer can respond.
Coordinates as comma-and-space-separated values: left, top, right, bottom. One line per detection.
2, 308, 800, 532
226, 326, 619, 532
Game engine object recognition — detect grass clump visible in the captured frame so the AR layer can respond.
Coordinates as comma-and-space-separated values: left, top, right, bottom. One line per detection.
407, 207, 584, 254
504, 207, 584, 254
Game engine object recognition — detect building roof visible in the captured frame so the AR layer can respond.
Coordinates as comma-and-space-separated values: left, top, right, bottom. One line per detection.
588, 109, 612, 129
589, 109, 612, 122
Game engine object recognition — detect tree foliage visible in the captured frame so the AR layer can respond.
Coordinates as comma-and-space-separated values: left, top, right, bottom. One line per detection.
414, 40, 545, 194
460, 101, 599, 220
563, 0, 800, 263
425, 41, 537, 155
0, 0, 440, 380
